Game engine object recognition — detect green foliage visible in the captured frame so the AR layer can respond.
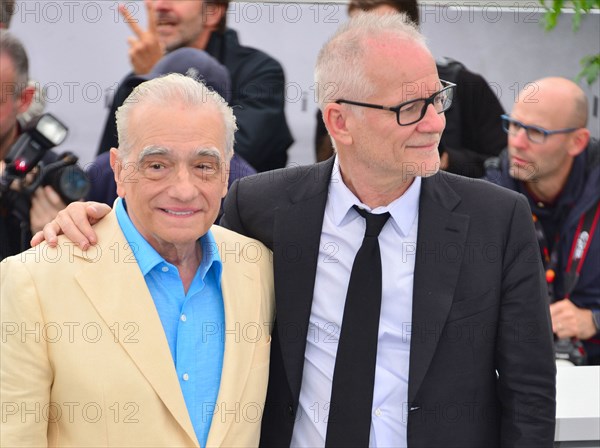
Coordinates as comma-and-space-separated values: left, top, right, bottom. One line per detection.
540, 0, 600, 31
577, 54, 600, 84
539, 0, 600, 85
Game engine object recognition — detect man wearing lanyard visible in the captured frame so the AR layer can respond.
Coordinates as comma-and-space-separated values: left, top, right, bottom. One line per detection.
485, 77, 600, 365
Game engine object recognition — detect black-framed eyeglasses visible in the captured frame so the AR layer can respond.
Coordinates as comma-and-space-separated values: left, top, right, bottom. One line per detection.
335, 79, 456, 126
501, 114, 579, 144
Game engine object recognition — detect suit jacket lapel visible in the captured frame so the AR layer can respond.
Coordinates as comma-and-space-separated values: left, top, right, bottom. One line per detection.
273, 158, 334, 403
408, 173, 470, 403
205, 227, 262, 448
74, 211, 199, 447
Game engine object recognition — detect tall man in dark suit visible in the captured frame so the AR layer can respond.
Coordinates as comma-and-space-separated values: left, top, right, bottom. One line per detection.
33, 12, 556, 448
225, 13, 555, 447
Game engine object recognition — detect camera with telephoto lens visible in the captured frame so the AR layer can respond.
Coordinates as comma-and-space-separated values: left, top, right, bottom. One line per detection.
0, 113, 90, 204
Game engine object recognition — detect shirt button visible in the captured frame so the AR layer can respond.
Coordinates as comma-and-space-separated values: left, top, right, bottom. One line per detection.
182, 373, 189, 381
180, 314, 187, 322
162, 266, 169, 272
374, 408, 382, 417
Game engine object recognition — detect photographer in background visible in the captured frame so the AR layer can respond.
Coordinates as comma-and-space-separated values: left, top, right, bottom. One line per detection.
99, 0, 293, 173
0, 30, 68, 259
485, 77, 600, 365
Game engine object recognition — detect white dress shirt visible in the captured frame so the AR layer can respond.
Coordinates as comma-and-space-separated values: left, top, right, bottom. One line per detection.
290, 156, 421, 448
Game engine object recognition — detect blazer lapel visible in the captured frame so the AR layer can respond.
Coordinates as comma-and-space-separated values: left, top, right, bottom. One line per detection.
74, 212, 199, 447
205, 228, 261, 448
273, 158, 333, 403
408, 173, 470, 404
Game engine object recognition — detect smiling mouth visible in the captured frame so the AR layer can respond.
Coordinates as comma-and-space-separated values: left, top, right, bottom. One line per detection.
161, 209, 197, 217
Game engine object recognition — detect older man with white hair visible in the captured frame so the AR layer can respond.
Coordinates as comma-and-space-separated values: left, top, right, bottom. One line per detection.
1, 73, 274, 447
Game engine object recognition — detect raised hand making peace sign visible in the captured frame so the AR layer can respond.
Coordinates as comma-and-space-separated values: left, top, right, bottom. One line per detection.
119, 0, 164, 75
119, 0, 219, 75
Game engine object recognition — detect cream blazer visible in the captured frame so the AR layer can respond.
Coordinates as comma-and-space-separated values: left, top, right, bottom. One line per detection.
1, 211, 274, 447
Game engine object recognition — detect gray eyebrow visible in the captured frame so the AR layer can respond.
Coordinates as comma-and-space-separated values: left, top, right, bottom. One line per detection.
193, 148, 223, 164
137, 146, 169, 163
137, 146, 222, 164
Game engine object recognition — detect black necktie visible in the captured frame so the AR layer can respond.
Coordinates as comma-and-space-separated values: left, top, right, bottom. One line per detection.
325, 206, 391, 448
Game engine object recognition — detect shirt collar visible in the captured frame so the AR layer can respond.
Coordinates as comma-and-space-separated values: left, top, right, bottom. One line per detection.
198, 227, 223, 284
329, 156, 421, 236
114, 197, 222, 280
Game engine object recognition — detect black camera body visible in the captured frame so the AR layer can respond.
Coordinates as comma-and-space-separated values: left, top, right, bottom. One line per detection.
1, 113, 90, 204
546, 279, 588, 366
554, 337, 588, 366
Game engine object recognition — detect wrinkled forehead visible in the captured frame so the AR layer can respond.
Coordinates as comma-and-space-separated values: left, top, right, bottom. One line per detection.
127, 101, 226, 152
130, 99, 223, 125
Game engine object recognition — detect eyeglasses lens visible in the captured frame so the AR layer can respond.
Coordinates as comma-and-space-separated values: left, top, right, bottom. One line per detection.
397, 87, 453, 125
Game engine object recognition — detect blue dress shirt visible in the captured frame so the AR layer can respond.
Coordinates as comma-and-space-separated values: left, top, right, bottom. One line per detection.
115, 198, 224, 447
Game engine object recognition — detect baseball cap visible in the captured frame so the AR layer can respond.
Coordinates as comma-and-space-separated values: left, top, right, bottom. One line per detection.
127, 47, 231, 102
